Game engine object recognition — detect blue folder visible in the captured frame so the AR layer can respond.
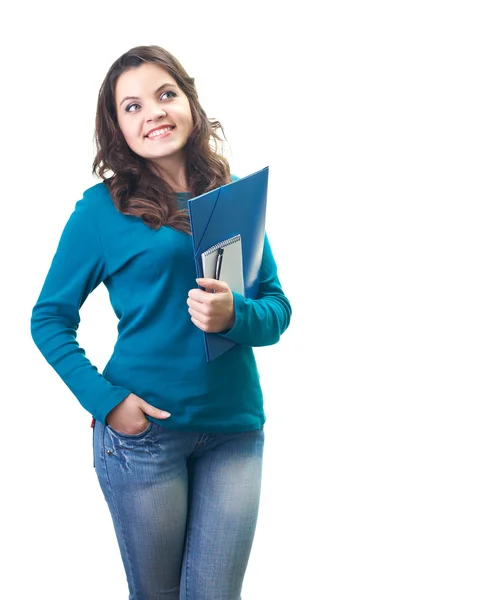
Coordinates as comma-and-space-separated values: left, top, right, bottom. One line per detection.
188, 166, 269, 361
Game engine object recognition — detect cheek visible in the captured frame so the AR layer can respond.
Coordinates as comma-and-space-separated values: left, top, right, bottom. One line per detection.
181, 101, 195, 128
184, 114, 195, 133
124, 130, 138, 147
117, 118, 139, 147
123, 127, 142, 149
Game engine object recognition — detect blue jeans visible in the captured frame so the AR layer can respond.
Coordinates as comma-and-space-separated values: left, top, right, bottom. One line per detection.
93, 419, 264, 600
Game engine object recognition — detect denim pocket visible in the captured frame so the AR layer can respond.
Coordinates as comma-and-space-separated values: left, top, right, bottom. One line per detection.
107, 420, 153, 440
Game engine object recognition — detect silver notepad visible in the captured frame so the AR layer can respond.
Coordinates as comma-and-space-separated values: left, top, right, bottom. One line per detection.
201, 234, 245, 296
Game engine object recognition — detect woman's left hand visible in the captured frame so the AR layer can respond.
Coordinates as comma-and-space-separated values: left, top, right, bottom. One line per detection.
187, 278, 235, 333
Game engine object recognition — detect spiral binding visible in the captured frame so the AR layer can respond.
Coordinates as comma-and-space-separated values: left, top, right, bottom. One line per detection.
202, 234, 241, 257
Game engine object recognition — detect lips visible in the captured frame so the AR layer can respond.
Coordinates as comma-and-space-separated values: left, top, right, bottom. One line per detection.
145, 125, 176, 138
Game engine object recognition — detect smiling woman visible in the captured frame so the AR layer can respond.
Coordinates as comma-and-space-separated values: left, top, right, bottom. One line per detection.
115, 66, 194, 188
30, 44, 291, 600
92, 45, 233, 232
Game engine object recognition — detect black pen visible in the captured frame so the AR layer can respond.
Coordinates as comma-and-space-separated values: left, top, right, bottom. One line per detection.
215, 247, 224, 280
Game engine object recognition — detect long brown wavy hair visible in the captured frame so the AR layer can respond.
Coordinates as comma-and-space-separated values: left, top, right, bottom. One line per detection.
92, 45, 231, 233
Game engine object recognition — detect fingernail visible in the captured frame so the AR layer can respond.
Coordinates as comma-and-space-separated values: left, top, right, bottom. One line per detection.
160, 411, 171, 417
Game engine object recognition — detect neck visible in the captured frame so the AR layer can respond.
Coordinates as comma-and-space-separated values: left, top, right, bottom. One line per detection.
148, 154, 189, 192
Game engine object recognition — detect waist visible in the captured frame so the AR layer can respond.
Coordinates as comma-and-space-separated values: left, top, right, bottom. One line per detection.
104, 342, 259, 395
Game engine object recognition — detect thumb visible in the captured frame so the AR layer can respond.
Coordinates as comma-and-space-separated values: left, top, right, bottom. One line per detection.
196, 277, 230, 292
139, 399, 171, 419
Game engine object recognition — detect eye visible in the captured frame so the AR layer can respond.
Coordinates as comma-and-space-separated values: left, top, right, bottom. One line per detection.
125, 102, 140, 113
125, 90, 177, 113
161, 90, 177, 100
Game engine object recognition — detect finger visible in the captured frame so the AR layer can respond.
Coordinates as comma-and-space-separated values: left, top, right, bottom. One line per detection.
196, 278, 230, 293
186, 298, 210, 313
187, 288, 208, 302
191, 315, 210, 332
187, 306, 209, 322
138, 400, 171, 419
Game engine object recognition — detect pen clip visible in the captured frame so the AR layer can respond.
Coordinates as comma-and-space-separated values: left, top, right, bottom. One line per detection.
214, 247, 224, 281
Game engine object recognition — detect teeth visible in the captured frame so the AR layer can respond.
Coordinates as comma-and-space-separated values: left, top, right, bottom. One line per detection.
147, 126, 174, 138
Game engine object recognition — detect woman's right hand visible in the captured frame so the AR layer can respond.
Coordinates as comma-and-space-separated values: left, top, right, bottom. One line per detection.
106, 393, 171, 435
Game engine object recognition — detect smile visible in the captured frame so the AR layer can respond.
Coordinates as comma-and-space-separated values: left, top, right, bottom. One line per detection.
146, 126, 175, 139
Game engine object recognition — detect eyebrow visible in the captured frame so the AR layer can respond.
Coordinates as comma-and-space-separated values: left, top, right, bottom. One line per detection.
119, 83, 178, 107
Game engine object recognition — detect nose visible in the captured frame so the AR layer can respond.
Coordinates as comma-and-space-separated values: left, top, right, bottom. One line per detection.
146, 106, 167, 122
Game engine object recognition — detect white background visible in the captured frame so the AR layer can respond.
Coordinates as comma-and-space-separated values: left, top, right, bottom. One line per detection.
2, 1, 503, 598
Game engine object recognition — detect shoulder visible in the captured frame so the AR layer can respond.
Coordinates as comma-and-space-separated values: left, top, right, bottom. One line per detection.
72, 181, 115, 220
62, 182, 117, 238
230, 173, 240, 182
81, 181, 112, 208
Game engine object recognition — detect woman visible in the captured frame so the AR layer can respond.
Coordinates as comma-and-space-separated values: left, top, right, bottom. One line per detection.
31, 45, 291, 599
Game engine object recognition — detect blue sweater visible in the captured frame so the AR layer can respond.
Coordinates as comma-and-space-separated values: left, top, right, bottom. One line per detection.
30, 176, 291, 432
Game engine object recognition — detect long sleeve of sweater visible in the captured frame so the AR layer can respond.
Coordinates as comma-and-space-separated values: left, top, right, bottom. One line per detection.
219, 233, 291, 347
30, 199, 131, 424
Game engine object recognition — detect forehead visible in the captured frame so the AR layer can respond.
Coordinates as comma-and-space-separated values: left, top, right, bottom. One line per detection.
115, 63, 178, 98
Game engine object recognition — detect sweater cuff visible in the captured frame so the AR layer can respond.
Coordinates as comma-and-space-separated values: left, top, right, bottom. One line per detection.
94, 387, 132, 425
219, 292, 246, 342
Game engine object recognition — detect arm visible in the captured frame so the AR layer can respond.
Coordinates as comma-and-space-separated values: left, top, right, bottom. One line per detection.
30, 199, 131, 424
219, 233, 292, 347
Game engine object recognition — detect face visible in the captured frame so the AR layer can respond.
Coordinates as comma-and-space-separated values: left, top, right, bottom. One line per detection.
115, 62, 194, 169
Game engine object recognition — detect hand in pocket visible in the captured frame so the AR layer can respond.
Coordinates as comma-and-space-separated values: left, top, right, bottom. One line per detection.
106, 393, 170, 435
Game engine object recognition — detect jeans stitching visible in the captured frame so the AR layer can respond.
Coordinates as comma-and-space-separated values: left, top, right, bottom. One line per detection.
92, 421, 95, 469
102, 424, 140, 598
193, 432, 208, 451
185, 507, 192, 600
